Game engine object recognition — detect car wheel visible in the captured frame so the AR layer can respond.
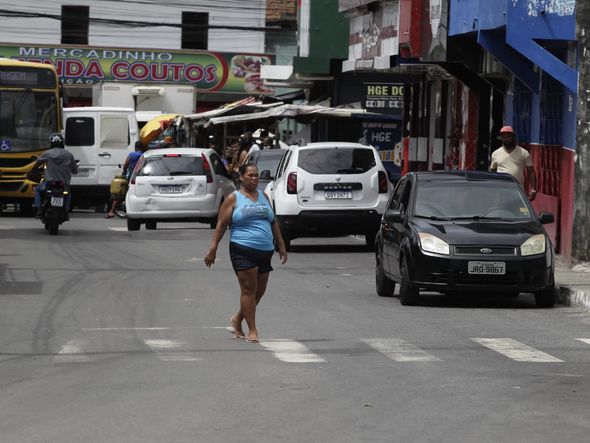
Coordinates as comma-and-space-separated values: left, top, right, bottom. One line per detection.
283, 235, 291, 252
127, 218, 140, 231
535, 281, 556, 308
209, 216, 218, 229
145, 220, 157, 230
375, 252, 395, 297
399, 258, 419, 306
504, 292, 520, 299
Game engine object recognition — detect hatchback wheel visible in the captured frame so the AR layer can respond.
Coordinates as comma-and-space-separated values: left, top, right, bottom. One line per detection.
127, 218, 140, 231
145, 220, 157, 230
399, 258, 419, 306
375, 253, 395, 297
535, 280, 556, 308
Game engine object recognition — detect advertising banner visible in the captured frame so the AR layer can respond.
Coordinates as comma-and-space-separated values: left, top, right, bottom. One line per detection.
360, 120, 402, 181
364, 82, 404, 116
0, 43, 275, 94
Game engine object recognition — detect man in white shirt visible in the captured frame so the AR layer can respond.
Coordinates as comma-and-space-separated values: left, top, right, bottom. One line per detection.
490, 126, 538, 201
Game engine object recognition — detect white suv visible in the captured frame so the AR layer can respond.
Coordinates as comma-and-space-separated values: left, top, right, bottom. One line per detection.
266, 142, 392, 250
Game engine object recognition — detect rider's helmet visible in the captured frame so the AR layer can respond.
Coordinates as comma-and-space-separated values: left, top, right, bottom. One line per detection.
49, 133, 65, 149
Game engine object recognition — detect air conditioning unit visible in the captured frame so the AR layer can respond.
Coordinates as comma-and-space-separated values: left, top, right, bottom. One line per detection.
131, 86, 165, 96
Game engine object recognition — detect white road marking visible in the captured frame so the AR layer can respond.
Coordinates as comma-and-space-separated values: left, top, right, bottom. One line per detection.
362, 338, 441, 362
144, 339, 201, 362
54, 340, 90, 363
576, 338, 590, 346
108, 227, 128, 232
7, 269, 38, 282
260, 339, 326, 363
83, 327, 173, 331
0, 225, 15, 230
471, 338, 563, 362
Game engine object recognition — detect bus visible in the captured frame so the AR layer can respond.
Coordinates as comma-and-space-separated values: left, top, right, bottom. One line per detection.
0, 59, 61, 212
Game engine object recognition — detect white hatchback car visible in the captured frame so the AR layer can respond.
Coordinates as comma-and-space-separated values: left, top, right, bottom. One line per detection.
266, 142, 392, 249
126, 147, 235, 231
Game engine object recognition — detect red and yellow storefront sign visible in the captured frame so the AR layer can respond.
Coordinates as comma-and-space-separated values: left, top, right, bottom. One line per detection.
0, 44, 275, 94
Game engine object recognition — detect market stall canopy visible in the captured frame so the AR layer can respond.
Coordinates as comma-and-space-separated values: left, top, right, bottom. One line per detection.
139, 113, 179, 146
185, 97, 282, 125
203, 104, 388, 127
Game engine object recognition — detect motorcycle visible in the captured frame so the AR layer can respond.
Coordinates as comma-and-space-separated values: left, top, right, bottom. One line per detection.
40, 180, 69, 235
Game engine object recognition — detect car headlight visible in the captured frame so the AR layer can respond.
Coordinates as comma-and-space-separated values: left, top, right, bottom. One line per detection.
521, 234, 546, 256
418, 232, 450, 255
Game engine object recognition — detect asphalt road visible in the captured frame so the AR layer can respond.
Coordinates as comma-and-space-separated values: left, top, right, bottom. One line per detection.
0, 212, 589, 443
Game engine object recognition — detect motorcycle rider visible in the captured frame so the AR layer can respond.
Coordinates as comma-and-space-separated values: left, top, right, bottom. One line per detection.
33, 133, 78, 217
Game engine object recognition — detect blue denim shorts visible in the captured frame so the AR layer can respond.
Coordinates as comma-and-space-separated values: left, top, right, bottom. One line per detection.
229, 242, 274, 273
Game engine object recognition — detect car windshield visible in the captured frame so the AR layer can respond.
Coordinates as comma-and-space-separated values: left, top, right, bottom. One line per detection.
414, 181, 533, 220
255, 153, 283, 179
138, 156, 204, 176
298, 148, 376, 174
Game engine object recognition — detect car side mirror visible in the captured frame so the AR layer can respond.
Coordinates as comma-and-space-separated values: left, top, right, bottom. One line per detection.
539, 212, 555, 225
259, 170, 272, 180
383, 208, 404, 223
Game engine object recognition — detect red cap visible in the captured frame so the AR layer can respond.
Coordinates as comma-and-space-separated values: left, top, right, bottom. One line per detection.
499, 125, 514, 134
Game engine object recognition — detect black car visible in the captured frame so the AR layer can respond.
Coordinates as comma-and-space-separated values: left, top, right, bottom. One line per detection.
244, 149, 286, 191
375, 171, 556, 307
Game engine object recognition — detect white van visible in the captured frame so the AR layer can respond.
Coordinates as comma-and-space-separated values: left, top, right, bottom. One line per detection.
64, 107, 138, 206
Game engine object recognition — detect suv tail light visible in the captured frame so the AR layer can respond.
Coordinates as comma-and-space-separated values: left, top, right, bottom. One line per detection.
287, 172, 297, 194
201, 154, 213, 183
378, 171, 388, 193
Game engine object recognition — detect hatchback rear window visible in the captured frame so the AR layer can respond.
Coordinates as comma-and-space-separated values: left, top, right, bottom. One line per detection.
298, 148, 376, 174
138, 156, 204, 176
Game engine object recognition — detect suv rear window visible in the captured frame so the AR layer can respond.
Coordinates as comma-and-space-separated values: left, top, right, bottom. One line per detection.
298, 148, 376, 174
138, 156, 204, 176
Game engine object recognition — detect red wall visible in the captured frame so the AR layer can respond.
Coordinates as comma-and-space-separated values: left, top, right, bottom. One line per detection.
527, 144, 575, 258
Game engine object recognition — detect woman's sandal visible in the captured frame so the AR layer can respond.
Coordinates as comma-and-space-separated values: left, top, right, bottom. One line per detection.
246, 337, 260, 343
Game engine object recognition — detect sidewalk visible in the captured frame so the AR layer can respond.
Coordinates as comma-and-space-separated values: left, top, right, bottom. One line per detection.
555, 257, 590, 309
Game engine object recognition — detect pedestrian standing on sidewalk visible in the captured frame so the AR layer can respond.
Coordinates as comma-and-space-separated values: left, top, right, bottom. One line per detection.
490, 126, 538, 201
204, 163, 288, 343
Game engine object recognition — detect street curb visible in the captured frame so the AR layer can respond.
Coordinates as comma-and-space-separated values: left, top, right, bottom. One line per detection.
556, 284, 590, 310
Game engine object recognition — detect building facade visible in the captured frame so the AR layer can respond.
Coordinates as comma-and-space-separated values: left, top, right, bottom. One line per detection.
269, 0, 577, 256
0, 1, 296, 112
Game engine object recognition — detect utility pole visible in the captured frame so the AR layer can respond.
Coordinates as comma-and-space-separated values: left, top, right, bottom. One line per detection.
574, 0, 590, 262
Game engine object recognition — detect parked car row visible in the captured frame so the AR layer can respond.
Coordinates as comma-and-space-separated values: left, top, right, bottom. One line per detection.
121, 142, 556, 308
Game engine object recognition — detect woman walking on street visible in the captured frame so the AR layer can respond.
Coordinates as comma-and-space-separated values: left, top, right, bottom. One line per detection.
204, 163, 288, 343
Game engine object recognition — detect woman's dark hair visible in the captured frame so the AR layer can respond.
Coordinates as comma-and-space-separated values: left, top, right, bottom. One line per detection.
238, 163, 257, 176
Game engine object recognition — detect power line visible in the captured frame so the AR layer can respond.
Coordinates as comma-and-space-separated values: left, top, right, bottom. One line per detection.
0, 8, 294, 33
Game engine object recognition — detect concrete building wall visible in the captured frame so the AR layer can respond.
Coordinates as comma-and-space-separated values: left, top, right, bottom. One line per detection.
0, 0, 266, 52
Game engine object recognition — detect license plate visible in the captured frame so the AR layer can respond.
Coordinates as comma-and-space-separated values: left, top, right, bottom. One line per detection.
159, 185, 183, 194
51, 196, 64, 207
76, 169, 90, 177
325, 190, 352, 199
468, 261, 506, 275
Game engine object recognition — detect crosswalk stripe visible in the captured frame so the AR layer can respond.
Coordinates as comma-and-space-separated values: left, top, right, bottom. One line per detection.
260, 339, 326, 363
471, 338, 563, 362
576, 338, 590, 346
108, 227, 128, 232
54, 340, 90, 363
362, 338, 441, 362
144, 339, 201, 362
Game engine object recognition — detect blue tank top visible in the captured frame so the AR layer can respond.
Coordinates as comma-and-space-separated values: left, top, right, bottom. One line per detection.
231, 190, 275, 251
